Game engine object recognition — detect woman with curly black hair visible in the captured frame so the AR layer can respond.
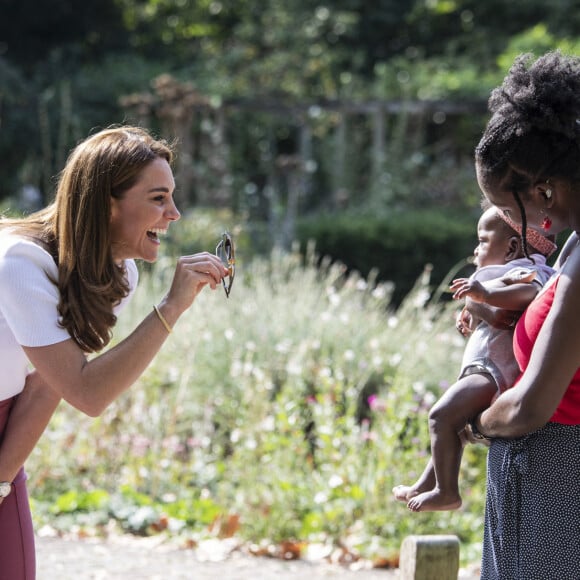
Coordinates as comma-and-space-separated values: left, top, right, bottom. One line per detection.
471, 51, 580, 579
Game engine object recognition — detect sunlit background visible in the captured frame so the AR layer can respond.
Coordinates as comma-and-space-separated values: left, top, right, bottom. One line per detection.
3, 0, 579, 567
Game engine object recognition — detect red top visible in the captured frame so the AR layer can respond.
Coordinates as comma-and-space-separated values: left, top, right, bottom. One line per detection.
514, 275, 580, 424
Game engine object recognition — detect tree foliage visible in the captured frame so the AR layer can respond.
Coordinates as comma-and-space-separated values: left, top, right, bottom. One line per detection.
1, 0, 578, 203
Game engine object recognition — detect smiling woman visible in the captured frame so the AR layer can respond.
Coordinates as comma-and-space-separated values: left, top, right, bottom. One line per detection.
0, 125, 228, 578
109, 156, 180, 263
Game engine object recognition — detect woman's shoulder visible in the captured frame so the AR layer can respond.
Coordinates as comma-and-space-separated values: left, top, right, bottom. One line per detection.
558, 241, 580, 279
0, 231, 57, 276
0, 230, 48, 254
554, 232, 579, 270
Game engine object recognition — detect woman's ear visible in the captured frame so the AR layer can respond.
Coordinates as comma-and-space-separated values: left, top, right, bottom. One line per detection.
505, 235, 522, 261
536, 182, 555, 208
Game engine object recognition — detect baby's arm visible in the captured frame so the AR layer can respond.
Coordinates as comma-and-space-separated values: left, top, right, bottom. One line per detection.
450, 271, 539, 311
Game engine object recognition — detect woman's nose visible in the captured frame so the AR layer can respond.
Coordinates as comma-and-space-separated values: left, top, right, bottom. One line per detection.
167, 200, 181, 221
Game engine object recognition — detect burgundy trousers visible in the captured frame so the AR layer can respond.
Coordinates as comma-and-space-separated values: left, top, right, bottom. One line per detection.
0, 397, 35, 580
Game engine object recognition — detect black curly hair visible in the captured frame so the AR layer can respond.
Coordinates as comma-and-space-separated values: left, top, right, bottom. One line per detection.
475, 51, 580, 255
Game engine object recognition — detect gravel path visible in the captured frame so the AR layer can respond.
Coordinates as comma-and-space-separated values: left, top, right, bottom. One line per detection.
36, 535, 481, 580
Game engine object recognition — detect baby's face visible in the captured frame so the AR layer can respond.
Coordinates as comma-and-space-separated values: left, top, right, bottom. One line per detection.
473, 209, 512, 268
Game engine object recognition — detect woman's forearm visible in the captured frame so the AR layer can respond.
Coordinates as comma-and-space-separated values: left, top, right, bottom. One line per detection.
23, 305, 173, 417
0, 372, 61, 485
476, 390, 531, 438
78, 305, 175, 414
21, 255, 225, 418
477, 366, 569, 438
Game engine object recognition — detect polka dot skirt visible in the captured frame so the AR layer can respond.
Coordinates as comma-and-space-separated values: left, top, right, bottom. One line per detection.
481, 422, 580, 579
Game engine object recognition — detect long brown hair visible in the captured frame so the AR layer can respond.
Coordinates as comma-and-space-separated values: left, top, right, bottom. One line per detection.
1, 126, 174, 352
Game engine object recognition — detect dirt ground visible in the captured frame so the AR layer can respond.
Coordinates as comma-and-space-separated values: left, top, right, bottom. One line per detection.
35, 534, 482, 580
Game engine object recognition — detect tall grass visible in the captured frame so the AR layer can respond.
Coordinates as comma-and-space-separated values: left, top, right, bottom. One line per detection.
28, 244, 487, 564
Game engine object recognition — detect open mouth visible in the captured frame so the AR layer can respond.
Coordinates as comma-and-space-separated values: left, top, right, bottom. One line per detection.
147, 228, 167, 242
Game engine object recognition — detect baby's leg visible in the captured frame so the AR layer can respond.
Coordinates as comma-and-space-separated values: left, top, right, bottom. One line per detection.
407, 372, 497, 512
393, 458, 436, 502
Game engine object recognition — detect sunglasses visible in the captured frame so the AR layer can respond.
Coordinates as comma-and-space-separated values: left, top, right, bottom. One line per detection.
216, 231, 235, 298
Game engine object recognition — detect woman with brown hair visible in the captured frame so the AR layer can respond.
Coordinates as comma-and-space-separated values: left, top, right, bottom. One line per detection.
0, 126, 228, 578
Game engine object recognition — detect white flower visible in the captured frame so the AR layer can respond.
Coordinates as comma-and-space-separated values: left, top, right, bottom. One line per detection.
423, 392, 437, 407
412, 381, 426, 395
275, 340, 292, 353
328, 475, 343, 488
260, 416, 275, 431
413, 289, 431, 308
372, 285, 390, 299
230, 360, 242, 376
287, 363, 303, 376
314, 492, 328, 504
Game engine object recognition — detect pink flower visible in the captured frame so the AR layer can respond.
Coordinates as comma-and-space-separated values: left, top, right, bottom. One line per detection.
368, 394, 387, 412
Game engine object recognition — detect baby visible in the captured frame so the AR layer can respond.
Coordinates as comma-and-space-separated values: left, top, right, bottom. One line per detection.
393, 206, 556, 511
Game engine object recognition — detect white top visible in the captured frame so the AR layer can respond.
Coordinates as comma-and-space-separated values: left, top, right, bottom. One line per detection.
0, 232, 138, 401
460, 254, 555, 392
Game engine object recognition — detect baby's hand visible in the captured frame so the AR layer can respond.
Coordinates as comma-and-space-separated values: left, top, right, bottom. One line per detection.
455, 306, 473, 337
450, 278, 488, 302
460, 423, 491, 447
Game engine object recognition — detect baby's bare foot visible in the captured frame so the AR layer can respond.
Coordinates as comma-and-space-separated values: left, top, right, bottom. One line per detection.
392, 485, 420, 502
407, 489, 462, 512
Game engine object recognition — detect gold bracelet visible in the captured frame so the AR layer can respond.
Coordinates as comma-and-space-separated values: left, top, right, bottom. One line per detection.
153, 305, 172, 334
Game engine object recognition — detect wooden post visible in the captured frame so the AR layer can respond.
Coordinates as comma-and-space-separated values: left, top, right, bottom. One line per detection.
371, 105, 385, 180
399, 535, 460, 580
333, 112, 348, 209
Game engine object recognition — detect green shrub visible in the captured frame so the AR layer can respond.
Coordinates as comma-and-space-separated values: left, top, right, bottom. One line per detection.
297, 209, 478, 306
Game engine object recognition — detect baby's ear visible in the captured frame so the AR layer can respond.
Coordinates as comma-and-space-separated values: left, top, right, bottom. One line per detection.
505, 235, 522, 261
